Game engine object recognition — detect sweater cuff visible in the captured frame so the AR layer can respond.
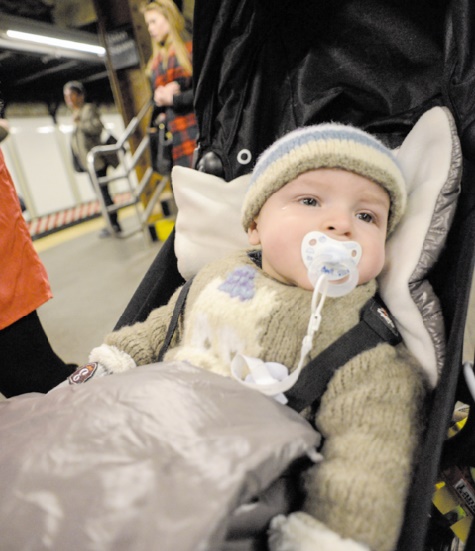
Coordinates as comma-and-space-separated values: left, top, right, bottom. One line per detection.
268, 513, 370, 551
89, 344, 136, 374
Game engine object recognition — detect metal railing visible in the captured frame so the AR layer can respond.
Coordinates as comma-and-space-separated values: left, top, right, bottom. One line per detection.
86, 100, 170, 243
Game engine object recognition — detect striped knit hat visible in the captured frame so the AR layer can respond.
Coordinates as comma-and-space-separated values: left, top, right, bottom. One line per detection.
241, 123, 406, 236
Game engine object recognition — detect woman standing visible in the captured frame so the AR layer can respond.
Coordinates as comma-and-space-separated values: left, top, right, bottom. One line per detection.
0, 122, 76, 397
143, 0, 198, 170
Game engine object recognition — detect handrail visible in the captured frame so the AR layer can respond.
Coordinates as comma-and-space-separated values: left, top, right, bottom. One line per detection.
86, 100, 168, 243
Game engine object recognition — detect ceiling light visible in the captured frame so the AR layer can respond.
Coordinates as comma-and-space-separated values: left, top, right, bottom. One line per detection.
6, 30, 105, 57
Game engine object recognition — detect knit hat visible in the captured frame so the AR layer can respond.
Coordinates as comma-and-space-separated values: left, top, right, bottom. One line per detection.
241, 123, 407, 236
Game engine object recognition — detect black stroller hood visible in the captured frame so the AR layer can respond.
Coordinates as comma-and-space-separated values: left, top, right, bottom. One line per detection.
193, 0, 475, 181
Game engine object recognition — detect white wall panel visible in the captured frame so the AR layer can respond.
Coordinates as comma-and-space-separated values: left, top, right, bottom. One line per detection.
3, 110, 128, 218
8, 117, 76, 217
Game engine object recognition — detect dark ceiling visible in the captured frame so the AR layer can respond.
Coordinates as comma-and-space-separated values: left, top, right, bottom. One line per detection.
0, 0, 114, 112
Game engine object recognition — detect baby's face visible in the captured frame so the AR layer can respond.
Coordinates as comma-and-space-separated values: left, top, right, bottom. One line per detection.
248, 168, 390, 291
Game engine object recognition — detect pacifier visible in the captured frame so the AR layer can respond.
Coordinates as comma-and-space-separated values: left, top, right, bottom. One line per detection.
301, 231, 362, 297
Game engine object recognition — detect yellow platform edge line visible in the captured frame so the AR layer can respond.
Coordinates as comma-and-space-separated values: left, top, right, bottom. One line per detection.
33, 206, 137, 253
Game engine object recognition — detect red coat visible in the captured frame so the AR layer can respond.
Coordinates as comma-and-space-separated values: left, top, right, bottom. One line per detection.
151, 41, 198, 167
0, 149, 52, 330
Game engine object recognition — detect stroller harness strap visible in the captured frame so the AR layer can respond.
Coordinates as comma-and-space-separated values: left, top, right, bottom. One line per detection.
285, 294, 402, 412
157, 279, 401, 412
157, 277, 194, 362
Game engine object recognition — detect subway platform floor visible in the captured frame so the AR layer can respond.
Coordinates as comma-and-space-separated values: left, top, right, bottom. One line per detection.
35, 212, 163, 367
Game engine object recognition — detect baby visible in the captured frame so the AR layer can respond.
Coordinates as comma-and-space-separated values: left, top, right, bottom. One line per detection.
68, 123, 427, 551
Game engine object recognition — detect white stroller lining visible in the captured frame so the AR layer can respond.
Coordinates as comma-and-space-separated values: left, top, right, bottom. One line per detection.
173, 106, 462, 387
174, 168, 251, 279
380, 107, 462, 387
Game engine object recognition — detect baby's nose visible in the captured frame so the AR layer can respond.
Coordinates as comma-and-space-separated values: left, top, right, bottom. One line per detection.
325, 211, 352, 234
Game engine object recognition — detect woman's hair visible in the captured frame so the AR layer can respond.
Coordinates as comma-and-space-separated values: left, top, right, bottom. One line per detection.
142, 0, 192, 76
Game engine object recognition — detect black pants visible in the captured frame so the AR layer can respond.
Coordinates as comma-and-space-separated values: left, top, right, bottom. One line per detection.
95, 167, 119, 228
0, 311, 75, 398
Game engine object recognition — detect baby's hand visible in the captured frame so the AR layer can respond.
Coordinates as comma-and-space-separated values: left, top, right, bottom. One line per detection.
269, 513, 370, 551
89, 344, 136, 374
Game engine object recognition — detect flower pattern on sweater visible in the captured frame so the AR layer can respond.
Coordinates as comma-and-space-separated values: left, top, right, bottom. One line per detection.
218, 265, 256, 301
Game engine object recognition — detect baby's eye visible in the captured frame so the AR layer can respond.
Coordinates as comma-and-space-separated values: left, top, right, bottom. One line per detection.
299, 197, 319, 207
356, 212, 374, 224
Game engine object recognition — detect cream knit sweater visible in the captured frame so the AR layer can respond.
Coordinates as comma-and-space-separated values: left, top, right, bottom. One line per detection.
104, 250, 427, 551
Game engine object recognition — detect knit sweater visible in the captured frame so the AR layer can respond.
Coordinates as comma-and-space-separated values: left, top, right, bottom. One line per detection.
103, 249, 427, 551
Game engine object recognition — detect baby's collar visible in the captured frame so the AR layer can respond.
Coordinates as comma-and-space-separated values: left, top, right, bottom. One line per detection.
247, 249, 262, 268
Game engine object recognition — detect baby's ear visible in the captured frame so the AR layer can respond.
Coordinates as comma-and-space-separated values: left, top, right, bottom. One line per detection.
247, 219, 260, 245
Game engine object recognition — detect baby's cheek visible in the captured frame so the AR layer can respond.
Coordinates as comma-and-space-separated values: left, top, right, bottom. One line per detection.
360, 249, 386, 284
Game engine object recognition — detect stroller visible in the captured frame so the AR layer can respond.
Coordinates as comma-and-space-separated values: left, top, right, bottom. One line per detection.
115, 1, 475, 550
0, 2, 474, 550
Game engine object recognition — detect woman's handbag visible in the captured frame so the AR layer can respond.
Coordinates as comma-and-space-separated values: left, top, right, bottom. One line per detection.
149, 117, 173, 175
157, 121, 173, 175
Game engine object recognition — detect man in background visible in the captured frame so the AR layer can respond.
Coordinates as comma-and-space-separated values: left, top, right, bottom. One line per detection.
63, 81, 121, 237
